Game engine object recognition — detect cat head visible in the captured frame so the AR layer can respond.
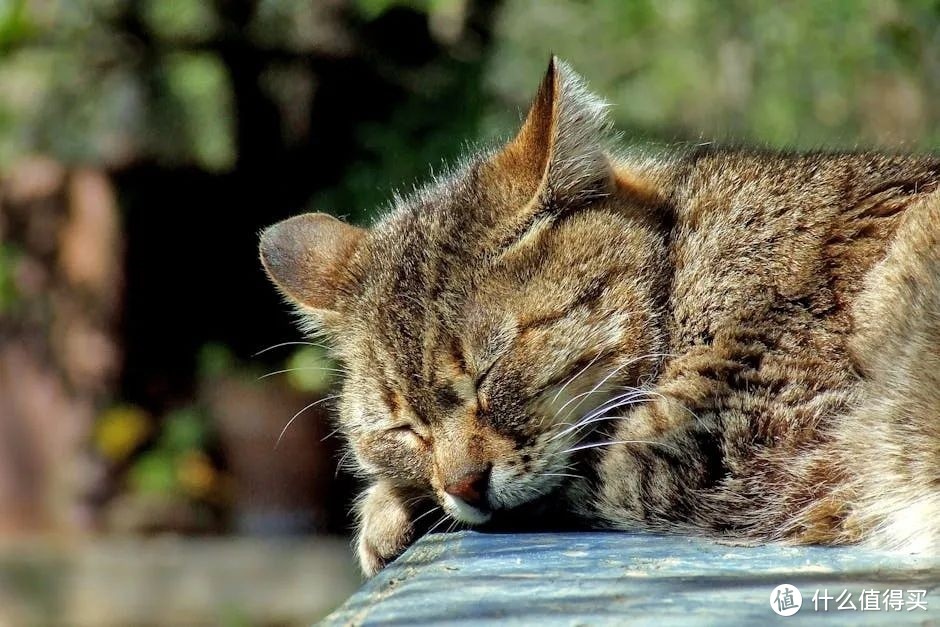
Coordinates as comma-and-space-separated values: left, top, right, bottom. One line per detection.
260, 58, 671, 524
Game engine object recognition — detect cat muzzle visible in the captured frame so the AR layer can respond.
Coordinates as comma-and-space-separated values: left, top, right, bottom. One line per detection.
444, 466, 492, 512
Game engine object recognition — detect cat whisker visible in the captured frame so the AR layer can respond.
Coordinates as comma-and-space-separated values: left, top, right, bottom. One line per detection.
583, 389, 655, 418
614, 387, 708, 429
411, 505, 443, 527
400, 495, 427, 509
335, 450, 352, 478
551, 361, 631, 421
567, 406, 650, 436
550, 388, 649, 433
550, 386, 617, 428
548, 391, 655, 441
320, 426, 342, 442
540, 472, 585, 480
550, 349, 606, 405
253, 340, 330, 357
258, 365, 347, 380
551, 384, 708, 451
555, 438, 682, 456
275, 394, 339, 449
550, 352, 670, 424
665, 396, 707, 429
561, 400, 660, 451
563, 393, 656, 435
425, 513, 452, 537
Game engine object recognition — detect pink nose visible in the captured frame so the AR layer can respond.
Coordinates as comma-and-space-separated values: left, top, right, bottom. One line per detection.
444, 467, 491, 509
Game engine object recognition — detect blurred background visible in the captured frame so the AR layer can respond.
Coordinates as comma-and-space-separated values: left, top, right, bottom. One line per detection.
1, 0, 939, 624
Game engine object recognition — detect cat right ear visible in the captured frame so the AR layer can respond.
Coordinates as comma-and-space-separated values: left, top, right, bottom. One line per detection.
259, 213, 365, 318
488, 56, 614, 211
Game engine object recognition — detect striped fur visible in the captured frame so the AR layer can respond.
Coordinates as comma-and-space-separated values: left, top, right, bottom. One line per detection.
260, 58, 940, 576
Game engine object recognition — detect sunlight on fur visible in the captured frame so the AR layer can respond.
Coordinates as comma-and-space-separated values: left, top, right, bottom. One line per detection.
260, 57, 940, 577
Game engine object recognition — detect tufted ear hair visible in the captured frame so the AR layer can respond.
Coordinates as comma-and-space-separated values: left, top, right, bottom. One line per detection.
259, 212, 365, 319
488, 56, 614, 212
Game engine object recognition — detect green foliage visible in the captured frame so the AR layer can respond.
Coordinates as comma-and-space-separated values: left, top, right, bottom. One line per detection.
0, 0, 234, 169
156, 53, 235, 171
160, 408, 210, 454
140, 0, 218, 42
128, 449, 178, 495
354, 0, 433, 19
0, 0, 35, 52
313, 59, 486, 222
285, 345, 335, 394
351, 0, 470, 20
127, 406, 212, 496
198, 343, 236, 380
0, 243, 19, 314
488, 0, 940, 149
3, 0, 940, 176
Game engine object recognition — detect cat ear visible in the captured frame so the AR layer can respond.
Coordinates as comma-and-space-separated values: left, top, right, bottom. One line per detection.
490, 56, 613, 209
259, 212, 365, 317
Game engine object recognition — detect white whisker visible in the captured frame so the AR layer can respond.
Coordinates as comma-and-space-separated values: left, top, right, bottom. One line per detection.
320, 426, 342, 442
556, 438, 681, 456
275, 395, 339, 449
568, 394, 656, 435
425, 513, 452, 536
253, 341, 329, 357
550, 349, 606, 405
401, 495, 426, 508
550, 352, 668, 424
335, 450, 351, 478
411, 505, 442, 526
548, 390, 654, 441
540, 472, 584, 480
258, 365, 347, 380
552, 362, 627, 420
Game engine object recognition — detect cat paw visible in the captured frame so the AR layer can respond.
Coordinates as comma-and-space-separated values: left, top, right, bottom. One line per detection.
355, 482, 415, 577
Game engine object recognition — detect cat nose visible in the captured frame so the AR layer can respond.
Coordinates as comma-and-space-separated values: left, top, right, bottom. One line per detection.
444, 466, 491, 509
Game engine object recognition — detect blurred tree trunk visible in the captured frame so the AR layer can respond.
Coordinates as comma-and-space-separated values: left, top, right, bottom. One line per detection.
0, 158, 123, 533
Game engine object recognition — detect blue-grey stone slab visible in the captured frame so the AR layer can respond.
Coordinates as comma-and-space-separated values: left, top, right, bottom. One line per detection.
321, 531, 938, 626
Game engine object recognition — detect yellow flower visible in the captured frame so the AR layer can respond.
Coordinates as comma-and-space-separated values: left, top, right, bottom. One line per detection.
95, 406, 151, 461
177, 450, 217, 498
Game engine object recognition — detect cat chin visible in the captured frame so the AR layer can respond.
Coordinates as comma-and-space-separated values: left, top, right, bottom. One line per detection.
442, 493, 492, 525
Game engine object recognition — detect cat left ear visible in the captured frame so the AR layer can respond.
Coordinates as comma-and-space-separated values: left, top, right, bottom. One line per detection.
489, 56, 614, 210
259, 212, 365, 320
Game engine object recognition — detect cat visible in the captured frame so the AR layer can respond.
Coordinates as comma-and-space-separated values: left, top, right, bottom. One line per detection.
259, 57, 940, 576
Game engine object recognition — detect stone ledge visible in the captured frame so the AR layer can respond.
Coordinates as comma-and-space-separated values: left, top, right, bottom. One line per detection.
325, 531, 939, 625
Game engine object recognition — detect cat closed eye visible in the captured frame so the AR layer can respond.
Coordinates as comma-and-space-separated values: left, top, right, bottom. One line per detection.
387, 424, 427, 443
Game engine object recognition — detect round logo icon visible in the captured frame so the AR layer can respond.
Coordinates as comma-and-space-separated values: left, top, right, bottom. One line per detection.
770, 584, 803, 616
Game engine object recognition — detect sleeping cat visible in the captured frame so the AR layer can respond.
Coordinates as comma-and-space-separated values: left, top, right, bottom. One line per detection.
260, 58, 940, 576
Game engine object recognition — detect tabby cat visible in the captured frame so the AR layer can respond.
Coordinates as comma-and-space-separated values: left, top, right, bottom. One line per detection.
260, 58, 940, 576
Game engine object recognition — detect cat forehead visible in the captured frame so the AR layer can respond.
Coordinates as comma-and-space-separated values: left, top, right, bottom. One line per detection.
373, 165, 488, 251
355, 184, 490, 309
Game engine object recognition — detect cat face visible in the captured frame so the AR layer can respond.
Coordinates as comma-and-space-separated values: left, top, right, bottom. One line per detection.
260, 59, 670, 523
333, 203, 667, 523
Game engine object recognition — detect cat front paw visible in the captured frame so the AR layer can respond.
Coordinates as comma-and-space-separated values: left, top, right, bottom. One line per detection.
355, 482, 415, 577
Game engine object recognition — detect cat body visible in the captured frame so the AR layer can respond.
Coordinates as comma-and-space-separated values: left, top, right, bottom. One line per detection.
260, 58, 940, 575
